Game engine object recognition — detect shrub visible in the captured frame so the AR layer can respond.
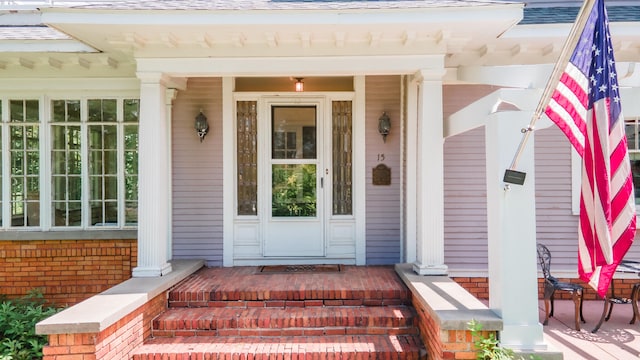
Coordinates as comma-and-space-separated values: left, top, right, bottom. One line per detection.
0, 289, 61, 360
468, 319, 541, 360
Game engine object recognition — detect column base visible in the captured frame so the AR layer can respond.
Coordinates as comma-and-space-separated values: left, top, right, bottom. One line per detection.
132, 262, 173, 277
412, 261, 448, 275
500, 323, 547, 352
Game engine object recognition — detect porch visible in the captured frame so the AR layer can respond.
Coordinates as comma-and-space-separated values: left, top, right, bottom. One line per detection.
38, 260, 502, 359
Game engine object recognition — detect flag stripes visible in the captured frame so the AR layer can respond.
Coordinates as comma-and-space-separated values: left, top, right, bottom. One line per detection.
544, 0, 635, 298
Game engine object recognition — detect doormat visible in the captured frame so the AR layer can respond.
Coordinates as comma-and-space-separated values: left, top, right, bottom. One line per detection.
258, 264, 341, 274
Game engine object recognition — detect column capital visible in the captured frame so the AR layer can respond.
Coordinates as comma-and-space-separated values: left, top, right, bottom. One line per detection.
166, 88, 178, 104
136, 71, 187, 90
412, 68, 446, 83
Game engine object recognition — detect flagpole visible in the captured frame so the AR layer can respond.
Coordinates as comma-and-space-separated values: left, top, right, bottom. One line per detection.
506, 0, 598, 173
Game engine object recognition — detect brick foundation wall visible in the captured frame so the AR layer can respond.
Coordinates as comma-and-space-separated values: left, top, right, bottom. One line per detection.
453, 276, 634, 301
411, 292, 483, 360
42, 291, 165, 360
451, 277, 489, 300
0, 239, 137, 306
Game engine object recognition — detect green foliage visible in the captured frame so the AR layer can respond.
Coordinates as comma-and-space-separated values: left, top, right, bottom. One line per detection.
468, 320, 543, 360
272, 164, 317, 217
0, 289, 61, 360
469, 319, 517, 360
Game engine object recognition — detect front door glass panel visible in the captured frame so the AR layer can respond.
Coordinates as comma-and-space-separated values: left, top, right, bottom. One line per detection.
271, 106, 317, 218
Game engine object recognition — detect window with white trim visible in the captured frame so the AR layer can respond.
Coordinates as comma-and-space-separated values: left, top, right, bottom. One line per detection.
0, 97, 139, 230
626, 117, 640, 208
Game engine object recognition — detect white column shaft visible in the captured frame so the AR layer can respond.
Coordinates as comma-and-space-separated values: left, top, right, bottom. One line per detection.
133, 74, 172, 277
413, 70, 447, 275
404, 77, 418, 264
485, 112, 545, 350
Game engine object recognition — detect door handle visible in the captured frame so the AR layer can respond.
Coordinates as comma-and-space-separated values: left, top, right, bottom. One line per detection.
321, 177, 324, 188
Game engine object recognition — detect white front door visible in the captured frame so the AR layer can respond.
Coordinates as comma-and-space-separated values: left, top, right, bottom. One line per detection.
263, 101, 325, 256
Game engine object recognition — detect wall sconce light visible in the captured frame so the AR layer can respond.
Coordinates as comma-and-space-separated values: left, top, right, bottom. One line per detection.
295, 78, 304, 92
378, 112, 391, 143
195, 110, 209, 142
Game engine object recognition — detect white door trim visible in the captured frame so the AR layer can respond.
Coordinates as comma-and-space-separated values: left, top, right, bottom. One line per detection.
224, 87, 365, 266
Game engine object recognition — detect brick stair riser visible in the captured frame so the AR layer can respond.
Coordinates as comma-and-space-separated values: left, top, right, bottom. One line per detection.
132, 334, 424, 360
167, 289, 409, 303
152, 326, 418, 338
152, 306, 417, 338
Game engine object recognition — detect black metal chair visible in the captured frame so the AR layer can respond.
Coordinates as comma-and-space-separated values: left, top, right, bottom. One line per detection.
536, 243, 585, 331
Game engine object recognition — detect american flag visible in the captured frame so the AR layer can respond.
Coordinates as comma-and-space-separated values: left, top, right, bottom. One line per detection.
544, 0, 636, 298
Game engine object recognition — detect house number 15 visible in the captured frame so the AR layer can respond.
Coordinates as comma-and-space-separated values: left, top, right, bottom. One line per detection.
377, 154, 385, 162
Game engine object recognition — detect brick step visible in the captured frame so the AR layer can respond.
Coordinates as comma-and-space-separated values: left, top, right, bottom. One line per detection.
152, 306, 418, 338
168, 288, 409, 308
132, 334, 425, 360
167, 267, 410, 309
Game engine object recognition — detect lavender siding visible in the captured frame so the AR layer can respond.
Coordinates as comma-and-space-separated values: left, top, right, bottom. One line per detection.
535, 126, 640, 271
171, 78, 224, 266
442, 85, 496, 270
365, 75, 402, 265
443, 126, 488, 270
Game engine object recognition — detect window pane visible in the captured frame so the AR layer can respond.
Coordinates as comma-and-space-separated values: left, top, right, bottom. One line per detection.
25, 100, 39, 123
123, 99, 139, 123
50, 106, 81, 226
236, 101, 258, 216
125, 201, 138, 225
9, 100, 40, 227
124, 124, 138, 226
271, 106, 316, 160
332, 101, 353, 215
272, 164, 316, 217
88, 99, 117, 123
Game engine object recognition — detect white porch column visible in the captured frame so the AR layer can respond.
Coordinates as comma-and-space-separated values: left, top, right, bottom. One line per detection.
413, 69, 448, 275
133, 72, 172, 277
165, 88, 177, 262
485, 112, 545, 350
404, 76, 417, 264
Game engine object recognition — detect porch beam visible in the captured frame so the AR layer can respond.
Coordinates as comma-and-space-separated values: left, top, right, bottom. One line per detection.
445, 88, 542, 138
136, 55, 444, 77
456, 62, 639, 89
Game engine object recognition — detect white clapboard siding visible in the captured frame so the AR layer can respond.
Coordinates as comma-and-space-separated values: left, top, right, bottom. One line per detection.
365, 75, 402, 265
171, 78, 224, 266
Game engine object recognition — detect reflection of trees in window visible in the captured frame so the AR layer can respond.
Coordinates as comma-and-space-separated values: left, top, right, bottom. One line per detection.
237, 101, 258, 216
51, 100, 82, 226
332, 101, 352, 215
123, 99, 139, 225
272, 164, 316, 217
49, 98, 139, 228
9, 100, 40, 227
88, 99, 118, 226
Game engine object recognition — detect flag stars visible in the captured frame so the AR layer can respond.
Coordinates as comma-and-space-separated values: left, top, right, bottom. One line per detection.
599, 84, 607, 93
596, 67, 604, 74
